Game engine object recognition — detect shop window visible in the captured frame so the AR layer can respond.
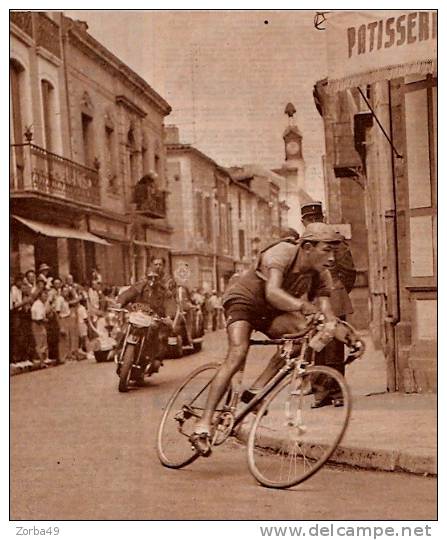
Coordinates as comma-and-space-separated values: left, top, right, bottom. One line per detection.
404, 89, 431, 208
403, 76, 437, 285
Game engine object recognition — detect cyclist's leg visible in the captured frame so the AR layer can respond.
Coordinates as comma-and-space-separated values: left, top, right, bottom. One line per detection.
246, 312, 307, 393
311, 339, 345, 407
193, 319, 252, 436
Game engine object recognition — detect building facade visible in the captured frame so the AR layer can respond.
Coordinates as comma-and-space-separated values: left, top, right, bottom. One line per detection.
10, 12, 172, 286
166, 127, 233, 293
227, 165, 282, 268
166, 127, 282, 292
317, 10, 437, 392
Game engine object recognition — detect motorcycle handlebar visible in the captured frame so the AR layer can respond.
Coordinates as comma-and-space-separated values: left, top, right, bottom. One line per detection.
110, 306, 129, 314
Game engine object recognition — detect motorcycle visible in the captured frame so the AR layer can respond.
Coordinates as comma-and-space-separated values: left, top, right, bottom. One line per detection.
113, 302, 171, 393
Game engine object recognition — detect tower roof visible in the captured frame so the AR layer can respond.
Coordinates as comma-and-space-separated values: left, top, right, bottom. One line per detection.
283, 125, 302, 139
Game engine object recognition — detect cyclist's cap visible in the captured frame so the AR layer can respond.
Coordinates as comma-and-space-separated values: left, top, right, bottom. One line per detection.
300, 222, 341, 243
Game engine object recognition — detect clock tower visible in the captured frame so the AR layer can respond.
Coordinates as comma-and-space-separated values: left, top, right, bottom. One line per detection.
284, 126, 303, 161
273, 102, 308, 231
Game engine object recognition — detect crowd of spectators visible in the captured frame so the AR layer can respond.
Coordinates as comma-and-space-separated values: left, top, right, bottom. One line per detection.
10, 263, 228, 369
190, 288, 225, 332
10, 264, 117, 367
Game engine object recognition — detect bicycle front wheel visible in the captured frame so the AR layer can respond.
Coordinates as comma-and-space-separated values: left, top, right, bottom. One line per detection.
157, 362, 226, 468
247, 365, 351, 489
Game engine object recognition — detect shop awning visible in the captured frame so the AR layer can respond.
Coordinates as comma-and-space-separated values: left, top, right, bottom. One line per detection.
325, 10, 437, 92
133, 239, 171, 250
13, 215, 111, 246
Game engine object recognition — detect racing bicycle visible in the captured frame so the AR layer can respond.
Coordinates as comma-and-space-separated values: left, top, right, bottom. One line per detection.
156, 315, 365, 489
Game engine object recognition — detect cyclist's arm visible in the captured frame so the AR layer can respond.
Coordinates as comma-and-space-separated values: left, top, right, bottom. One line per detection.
314, 269, 336, 321
316, 296, 336, 321
265, 268, 315, 313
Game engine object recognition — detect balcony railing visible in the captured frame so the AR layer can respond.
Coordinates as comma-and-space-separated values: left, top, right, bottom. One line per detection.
36, 12, 61, 58
10, 11, 33, 38
10, 143, 100, 207
134, 186, 167, 219
11, 13, 61, 59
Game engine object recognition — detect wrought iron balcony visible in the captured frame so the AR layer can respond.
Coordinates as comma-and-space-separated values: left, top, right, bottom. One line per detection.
11, 12, 61, 59
10, 143, 100, 207
36, 12, 61, 58
10, 11, 33, 38
133, 184, 167, 219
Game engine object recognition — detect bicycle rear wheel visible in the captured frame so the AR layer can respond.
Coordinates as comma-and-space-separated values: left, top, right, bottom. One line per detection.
247, 365, 351, 489
157, 362, 229, 468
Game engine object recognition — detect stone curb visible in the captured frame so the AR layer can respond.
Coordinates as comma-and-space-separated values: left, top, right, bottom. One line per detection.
10, 360, 62, 376
236, 426, 436, 476
327, 444, 436, 475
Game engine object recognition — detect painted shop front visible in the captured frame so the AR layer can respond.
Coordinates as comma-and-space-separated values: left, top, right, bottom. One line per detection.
324, 10, 437, 392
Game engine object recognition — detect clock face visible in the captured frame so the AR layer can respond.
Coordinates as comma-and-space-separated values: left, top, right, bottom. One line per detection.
286, 141, 300, 155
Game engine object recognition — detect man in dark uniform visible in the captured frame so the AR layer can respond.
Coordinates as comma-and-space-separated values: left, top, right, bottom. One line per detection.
115, 257, 176, 382
190, 222, 348, 455
116, 257, 176, 316
301, 201, 356, 406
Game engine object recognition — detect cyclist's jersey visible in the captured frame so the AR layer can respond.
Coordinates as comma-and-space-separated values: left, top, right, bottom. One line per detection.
222, 239, 332, 316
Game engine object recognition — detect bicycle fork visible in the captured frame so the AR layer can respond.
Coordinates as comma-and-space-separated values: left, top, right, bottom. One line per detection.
284, 342, 310, 433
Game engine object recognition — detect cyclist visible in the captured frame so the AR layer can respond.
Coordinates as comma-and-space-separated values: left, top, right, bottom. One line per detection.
190, 222, 345, 455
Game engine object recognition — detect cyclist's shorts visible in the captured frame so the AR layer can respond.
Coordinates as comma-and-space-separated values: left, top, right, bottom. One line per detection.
224, 300, 272, 333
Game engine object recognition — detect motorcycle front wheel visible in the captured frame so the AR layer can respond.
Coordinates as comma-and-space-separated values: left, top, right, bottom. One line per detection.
118, 343, 136, 393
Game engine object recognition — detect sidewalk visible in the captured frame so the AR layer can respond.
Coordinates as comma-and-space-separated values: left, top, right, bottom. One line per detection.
236, 331, 437, 476
332, 334, 436, 475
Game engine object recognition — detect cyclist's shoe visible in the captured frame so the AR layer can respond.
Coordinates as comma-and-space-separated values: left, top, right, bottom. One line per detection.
311, 395, 333, 409
189, 432, 212, 457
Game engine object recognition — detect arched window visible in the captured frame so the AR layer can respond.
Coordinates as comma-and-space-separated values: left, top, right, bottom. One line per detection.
41, 79, 55, 152
10, 60, 25, 145
10, 59, 26, 188
141, 132, 149, 175
128, 125, 138, 186
81, 91, 95, 167
104, 112, 117, 192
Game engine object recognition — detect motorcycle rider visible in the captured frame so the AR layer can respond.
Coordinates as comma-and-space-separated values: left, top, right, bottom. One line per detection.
115, 257, 176, 384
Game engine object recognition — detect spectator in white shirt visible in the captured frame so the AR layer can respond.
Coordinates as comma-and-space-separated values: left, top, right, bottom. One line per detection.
77, 299, 89, 354
55, 285, 73, 362
31, 289, 49, 367
10, 275, 25, 363
91, 267, 103, 286
88, 281, 101, 317
23, 269, 37, 296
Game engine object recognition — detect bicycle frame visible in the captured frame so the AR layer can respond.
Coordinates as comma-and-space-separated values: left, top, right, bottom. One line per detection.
229, 338, 311, 433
